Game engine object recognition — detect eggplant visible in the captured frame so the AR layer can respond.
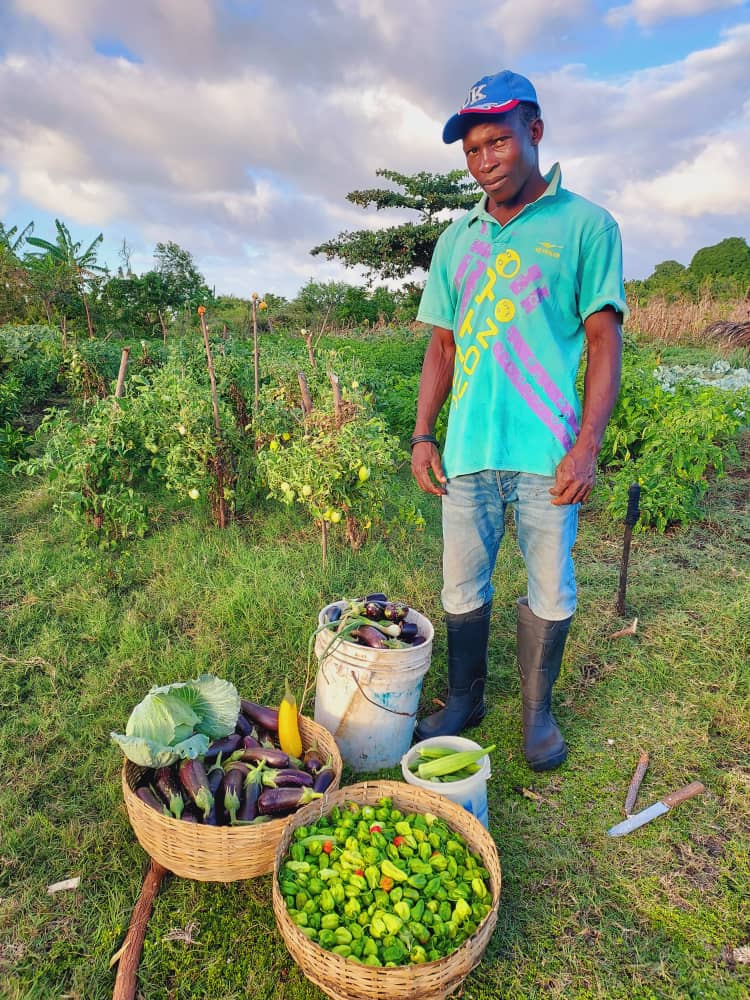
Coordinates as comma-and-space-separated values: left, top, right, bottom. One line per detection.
153, 766, 185, 819
242, 734, 261, 750
302, 744, 326, 774
207, 765, 225, 797
240, 699, 279, 732
236, 766, 263, 822
203, 733, 243, 765
323, 603, 342, 624
410, 635, 427, 647
399, 620, 419, 643
177, 758, 214, 819
352, 624, 388, 649
136, 786, 170, 815
383, 600, 409, 623
258, 786, 322, 815
181, 802, 202, 822
313, 767, 336, 793
234, 712, 253, 738
262, 768, 314, 788
363, 600, 386, 620
221, 766, 246, 824
238, 746, 290, 768
364, 592, 388, 603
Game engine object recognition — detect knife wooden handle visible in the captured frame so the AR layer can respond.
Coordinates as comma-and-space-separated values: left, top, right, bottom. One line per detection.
662, 781, 705, 808
624, 751, 650, 815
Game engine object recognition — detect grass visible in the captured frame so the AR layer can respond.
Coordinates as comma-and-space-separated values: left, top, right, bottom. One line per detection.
1, 340, 749, 999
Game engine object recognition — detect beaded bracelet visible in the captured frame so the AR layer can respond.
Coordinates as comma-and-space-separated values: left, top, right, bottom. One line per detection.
410, 433, 438, 450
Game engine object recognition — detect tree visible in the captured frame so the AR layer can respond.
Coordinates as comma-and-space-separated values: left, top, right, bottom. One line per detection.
0, 222, 34, 324
311, 168, 479, 281
25, 220, 106, 337
153, 241, 212, 311
690, 237, 750, 294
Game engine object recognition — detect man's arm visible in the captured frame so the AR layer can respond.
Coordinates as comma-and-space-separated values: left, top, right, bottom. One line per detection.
411, 325, 455, 496
549, 306, 623, 506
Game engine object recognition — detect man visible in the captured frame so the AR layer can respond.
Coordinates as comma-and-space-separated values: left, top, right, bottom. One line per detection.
411, 70, 626, 771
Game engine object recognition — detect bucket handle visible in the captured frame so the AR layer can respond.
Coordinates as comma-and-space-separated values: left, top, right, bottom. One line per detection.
351, 671, 417, 718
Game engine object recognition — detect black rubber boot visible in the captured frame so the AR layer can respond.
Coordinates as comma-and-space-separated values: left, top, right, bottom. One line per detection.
517, 597, 571, 771
414, 602, 491, 742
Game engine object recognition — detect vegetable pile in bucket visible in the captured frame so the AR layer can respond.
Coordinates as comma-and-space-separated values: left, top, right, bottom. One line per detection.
317, 593, 427, 653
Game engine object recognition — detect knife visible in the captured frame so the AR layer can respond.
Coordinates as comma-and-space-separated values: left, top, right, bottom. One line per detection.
607, 781, 705, 837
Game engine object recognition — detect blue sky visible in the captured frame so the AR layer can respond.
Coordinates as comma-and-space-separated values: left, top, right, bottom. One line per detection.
1, 0, 749, 299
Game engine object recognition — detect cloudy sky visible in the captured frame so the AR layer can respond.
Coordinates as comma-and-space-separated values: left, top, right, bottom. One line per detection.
1, 0, 749, 299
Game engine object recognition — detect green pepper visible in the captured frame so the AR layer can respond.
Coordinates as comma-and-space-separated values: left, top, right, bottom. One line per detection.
318, 928, 336, 948
291, 910, 308, 927
285, 860, 311, 873
425, 876, 442, 898
363, 937, 378, 957
334, 927, 353, 945
402, 887, 420, 901
320, 912, 340, 930
363, 954, 382, 967
351, 938, 364, 958
349, 922, 363, 940
410, 945, 428, 963
348, 874, 367, 891
319, 890, 335, 913
447, 856, 459, 878
344, 898, 361, 919
386, 843, 400, 863
382, 941, 406, 963
294, 826, 309, 840
363, 846, 379, 865
411, 898, 425, 922
290, 842, 306, 862
472, 877, 488, 900
332, 944, 351, 957
370, 831, 387, 849
418, 842, 432, 863
407, 873, 427, 889
454, 898, 472, 924
394, 900, 411, 922
303, 898, 316, 914
364, 865, 379, 890
428, 832, 441, 850
429, 853, 448, 871
408, 921, 430, 945
408, 859, 432, 875
422, 908, 434, 927
382, 912, 402, 935
381, 859, 408, 882
438, 900, 452, 922
370, 914, 386, 939
317, 868, 337, 882
298, 925, 317, 940
280, 880, 299, 897
308, 912, 321, 930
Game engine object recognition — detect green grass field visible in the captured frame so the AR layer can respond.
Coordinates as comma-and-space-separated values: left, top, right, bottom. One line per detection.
1, 342, 749, 999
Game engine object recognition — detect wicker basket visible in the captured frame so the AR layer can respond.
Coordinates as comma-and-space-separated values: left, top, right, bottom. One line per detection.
272, 780, 501, 1000
122, 715, 342, 881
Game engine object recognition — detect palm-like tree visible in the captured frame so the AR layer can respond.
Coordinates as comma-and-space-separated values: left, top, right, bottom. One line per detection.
0, 221, 34, 254
26, 220, 106, 337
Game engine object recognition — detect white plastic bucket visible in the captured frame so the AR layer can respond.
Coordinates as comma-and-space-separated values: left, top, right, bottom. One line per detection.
313, 600, 434, 772
401, 735, 492, 828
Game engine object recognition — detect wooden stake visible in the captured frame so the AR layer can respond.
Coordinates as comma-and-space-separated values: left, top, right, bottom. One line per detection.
329, 371, 342, 427
111, 859, 168, 1000
115, 348, 130, 399
251, 296, 259, 417
298, 372, 313, 416
198, 308, 227, 529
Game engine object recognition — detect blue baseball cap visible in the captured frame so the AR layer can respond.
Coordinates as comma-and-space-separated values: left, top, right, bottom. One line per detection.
442, 70, 538, 144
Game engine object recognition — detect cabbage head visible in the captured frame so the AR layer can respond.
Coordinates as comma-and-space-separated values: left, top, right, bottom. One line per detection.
111, 674, 240, 767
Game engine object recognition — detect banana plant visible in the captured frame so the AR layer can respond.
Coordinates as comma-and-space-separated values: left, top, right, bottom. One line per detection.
25, 219, 106, 338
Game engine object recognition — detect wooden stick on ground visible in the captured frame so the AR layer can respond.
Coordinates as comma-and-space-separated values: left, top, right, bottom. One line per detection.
112, 858, 168, 1000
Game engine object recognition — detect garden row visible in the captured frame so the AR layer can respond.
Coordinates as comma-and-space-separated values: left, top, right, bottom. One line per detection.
2, 322, 748, 543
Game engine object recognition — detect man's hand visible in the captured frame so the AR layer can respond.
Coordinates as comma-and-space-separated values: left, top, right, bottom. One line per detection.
411, 441, 448, 496
549, 444, 597, 506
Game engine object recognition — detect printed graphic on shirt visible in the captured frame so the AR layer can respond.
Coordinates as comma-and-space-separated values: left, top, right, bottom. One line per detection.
450, 228, 579, 450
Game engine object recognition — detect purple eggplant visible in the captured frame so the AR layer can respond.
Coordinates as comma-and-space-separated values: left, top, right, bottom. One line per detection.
153, 767, 185, 819
240, 700, 279, 732
236, 766, 263, 822
323, 603, 343, 624
207, 765, 225, 796
383, 601, 409, 623
136, 786, 170, 815
177, 758, 214, 819
364, 600, 386, 620
181, 802, 202, 822
203, 733, 243, 765
364, 592, 388, 603
242, 734, 261, 750
221, 766, 247, 824
234, 712, 253, 738
258, 786, 323, 815
262, 768, 314, 788
313, 767, 336, 793
302, 744, 326, 775
399, 621, 419, 643
410, 635, 427, 647
238, 746, 290, 768
352, 624, 388, 649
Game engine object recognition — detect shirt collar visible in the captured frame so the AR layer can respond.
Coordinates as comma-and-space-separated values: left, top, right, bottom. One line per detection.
468, 162, 562, 227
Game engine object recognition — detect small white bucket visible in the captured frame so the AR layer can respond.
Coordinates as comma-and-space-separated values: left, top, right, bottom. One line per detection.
313, 601, 434, 772
401, 735, 492, 828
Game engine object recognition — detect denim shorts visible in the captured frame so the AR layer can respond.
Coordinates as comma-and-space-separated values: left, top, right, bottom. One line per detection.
441, 470, 578, 621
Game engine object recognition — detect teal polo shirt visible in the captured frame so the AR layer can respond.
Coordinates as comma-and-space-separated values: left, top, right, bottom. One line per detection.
417, 163, 627, 478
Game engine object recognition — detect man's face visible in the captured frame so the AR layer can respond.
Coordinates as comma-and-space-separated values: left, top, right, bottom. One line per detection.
462, 111, 542, 206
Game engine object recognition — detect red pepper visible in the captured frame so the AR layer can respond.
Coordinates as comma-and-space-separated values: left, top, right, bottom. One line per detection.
393, 835, 405, 847
322, 841, 333, 854
379, 875, 393, 892
355, 868, 364, 877
369, 824, 381, 833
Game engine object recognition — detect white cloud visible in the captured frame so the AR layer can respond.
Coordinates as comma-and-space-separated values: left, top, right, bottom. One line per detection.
486, 0, 592, 51
606, 0, 744, 28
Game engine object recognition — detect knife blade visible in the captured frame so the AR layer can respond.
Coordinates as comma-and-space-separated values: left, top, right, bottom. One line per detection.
607, 780, 705, 837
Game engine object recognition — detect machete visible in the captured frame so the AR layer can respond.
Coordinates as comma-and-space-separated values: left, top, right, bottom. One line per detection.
607, 780, 705, 837
615, 482, 640, 615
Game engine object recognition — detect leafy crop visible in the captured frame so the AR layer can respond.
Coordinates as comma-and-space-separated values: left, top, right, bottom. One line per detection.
600, 347, 749, 530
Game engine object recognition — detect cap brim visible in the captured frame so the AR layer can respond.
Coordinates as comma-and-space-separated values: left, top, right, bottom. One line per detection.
442, 101, 522, 144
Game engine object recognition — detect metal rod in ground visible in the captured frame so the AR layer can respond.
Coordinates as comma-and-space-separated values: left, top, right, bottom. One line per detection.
616, 482, 641, 615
